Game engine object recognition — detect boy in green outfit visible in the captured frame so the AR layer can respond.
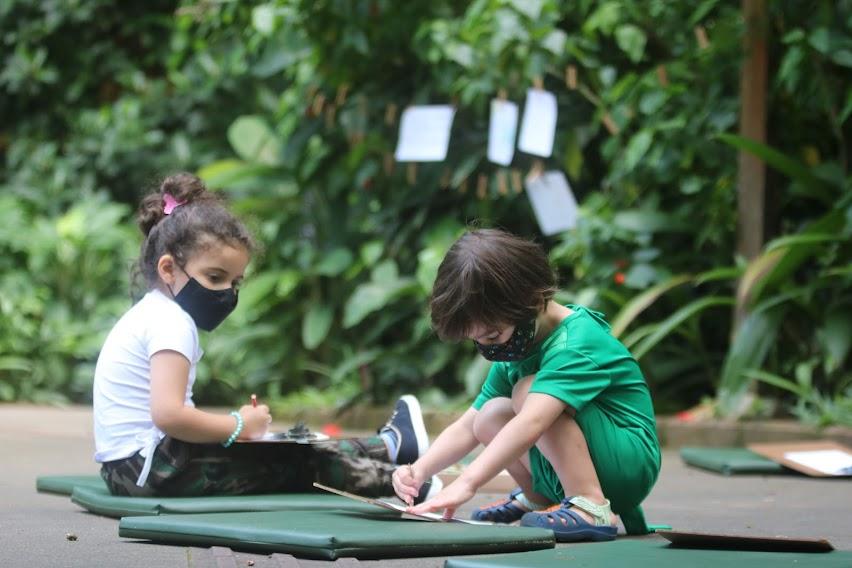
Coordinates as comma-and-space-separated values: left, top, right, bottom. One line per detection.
393, 229, 660, 541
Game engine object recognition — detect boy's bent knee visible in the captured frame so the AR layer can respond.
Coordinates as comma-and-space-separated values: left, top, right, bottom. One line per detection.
473, 398, 513, 443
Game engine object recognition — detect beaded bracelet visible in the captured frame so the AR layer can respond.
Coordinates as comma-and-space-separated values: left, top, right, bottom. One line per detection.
222, 410, 243, 448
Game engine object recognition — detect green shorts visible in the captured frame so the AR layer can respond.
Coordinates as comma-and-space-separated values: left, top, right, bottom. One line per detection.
528, 401, 660, 534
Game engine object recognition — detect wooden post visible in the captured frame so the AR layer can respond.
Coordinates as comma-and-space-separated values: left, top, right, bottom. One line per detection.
734, 0, 768, 330
736, 0, 768, 264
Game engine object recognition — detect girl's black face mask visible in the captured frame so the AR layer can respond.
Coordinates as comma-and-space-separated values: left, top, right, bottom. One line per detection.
171, 277, 238, 331
474, 318, 537, 362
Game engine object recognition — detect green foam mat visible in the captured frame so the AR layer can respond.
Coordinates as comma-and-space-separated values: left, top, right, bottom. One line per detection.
679, 447, 785, 475
72, 486, 399, 519
118, 509, 555, 560
36, 475, 107, 495
445, 538, 852, 568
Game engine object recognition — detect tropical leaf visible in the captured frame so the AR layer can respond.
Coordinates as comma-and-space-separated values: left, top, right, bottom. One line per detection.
737, 210, 845, 308
632, 296, 735, 360
716, 302, 787, 418
610, 274, 692, 338
302, 304, 333, 349
745, 369, 806, 397
717, 133, 834, 202
227, 115, 283, 166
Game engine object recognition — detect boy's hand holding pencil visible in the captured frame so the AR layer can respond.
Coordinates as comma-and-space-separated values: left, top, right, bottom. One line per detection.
392, 463, 423, 506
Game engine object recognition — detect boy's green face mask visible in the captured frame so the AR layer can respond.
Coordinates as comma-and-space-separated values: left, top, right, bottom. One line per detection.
474, 318, 537, 362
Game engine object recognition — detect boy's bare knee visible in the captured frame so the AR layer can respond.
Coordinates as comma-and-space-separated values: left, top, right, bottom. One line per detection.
473, 397, 513, 443
511, 375, 535, 414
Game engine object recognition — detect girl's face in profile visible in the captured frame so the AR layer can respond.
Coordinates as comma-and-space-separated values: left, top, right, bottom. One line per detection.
164, 242, 249, 295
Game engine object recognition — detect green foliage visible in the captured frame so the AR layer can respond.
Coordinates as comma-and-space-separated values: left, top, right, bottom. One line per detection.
1, 1, 850, 426
0, 194, 137, 401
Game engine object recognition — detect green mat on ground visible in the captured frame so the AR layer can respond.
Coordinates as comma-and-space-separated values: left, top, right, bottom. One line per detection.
679, 447, 785, 475
36, 475, 107, 495
118, 509, 555, 560
72, 486, 399, 519
444, 539, 852, 568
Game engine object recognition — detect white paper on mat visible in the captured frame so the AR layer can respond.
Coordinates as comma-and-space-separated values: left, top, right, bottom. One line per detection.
525, 170, 578, 236
517, 89, 558, 157
783, 449, 852, 475
394, 105, 456, 162
487, 99, 519, 166
313, 482, 493, 525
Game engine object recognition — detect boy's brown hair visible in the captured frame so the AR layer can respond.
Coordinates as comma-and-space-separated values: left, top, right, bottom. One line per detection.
430, 229, 558, 341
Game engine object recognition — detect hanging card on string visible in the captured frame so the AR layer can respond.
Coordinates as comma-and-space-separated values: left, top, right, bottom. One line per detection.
487, 99, 518, 166
517, 89, 558, 158
394, 105, 455, 162
525, 171, 578, 236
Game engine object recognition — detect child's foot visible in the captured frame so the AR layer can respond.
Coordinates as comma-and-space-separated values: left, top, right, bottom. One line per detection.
471, 487, 529, 523
378, 395, 429, 465
520, 496, 618, 542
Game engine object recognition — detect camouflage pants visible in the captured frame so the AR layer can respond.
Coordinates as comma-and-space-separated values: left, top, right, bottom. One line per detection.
100, 435, 395, 498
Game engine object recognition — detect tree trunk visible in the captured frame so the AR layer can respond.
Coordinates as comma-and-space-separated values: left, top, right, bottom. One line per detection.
734, 0, 769, 333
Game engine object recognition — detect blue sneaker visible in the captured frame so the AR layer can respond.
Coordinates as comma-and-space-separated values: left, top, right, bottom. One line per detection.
379, 395, 429, 465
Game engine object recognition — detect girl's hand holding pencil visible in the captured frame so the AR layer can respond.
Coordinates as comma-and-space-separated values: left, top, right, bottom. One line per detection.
238, 394, 271, 439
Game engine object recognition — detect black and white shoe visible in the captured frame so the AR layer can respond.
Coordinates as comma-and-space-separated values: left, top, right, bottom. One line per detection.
413, 474, 444, 505
379, 394, 430, 465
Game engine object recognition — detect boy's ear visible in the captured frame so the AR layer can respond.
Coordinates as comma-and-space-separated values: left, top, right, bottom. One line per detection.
157, 254, 178, 286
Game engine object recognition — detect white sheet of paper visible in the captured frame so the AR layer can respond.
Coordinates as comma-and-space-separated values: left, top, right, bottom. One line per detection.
517, 89, 558, 157
394, 105, 455, 162
783, 450, 852, 475
312, 482, 493, 525
487, 99, 518, 165
525, 171, 578, 236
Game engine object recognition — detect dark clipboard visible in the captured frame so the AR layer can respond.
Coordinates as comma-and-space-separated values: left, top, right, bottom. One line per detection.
657, 530, 835, 553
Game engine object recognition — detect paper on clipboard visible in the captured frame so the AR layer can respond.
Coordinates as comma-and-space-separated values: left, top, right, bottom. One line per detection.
783, 450, 852, 476
312, 482, 492, 525
238, 422, 331, 444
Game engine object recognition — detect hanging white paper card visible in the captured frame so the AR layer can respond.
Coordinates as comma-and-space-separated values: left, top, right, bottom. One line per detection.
525, 171, 578, 236
487, 99, 519, 166
394, 105, 455, 162
517, 89, 558, 157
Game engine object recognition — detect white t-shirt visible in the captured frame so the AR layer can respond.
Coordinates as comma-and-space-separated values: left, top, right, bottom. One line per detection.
93, 289, 202, 469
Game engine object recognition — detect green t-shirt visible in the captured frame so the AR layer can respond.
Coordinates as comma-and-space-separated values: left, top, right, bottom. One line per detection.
472, 305, 657, 445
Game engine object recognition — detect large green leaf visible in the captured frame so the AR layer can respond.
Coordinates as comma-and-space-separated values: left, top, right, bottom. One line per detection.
302, 304, 333, 349
315, 248, 354, 277
198, 159, 278, 189
227, 116, 283, 166
615, 24, 646, 63
717, 133, 834, 203
737, 210, 845, 308
745, 369, 806, 398
632, 296, 735, 360
343, 278, 418, 328
610, 275, 692, 338
818, 310, 852, 374
716, 302, 787, 418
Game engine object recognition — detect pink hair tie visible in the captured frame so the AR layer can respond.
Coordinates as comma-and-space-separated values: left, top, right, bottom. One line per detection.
163, 193, 186, 215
